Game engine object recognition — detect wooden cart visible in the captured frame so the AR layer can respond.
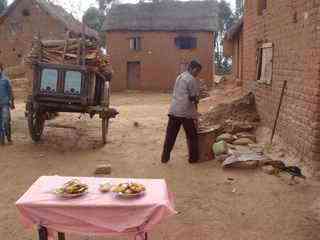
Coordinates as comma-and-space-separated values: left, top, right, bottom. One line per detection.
25, 36, 118, 144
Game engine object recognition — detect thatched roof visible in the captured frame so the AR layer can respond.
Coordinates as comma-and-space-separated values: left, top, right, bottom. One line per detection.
225, 18, 243, 40
102, 1, 219, 32
0, 0, 99, 39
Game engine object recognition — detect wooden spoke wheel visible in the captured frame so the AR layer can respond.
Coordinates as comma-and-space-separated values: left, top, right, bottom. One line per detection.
6, 122, 11, 142
102, 116, 109, 144
28, 109, 45, 142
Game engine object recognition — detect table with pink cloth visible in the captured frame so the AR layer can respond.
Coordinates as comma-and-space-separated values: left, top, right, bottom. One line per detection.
16, 176, 177, 240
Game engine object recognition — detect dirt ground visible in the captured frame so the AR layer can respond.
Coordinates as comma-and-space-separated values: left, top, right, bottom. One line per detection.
1, 90, 320, 240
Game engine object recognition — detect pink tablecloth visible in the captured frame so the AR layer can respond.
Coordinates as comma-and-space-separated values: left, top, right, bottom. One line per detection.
16, 176, 176, 239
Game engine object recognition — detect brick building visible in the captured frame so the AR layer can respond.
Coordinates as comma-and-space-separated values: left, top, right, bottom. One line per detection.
102, 1, 218, 91
228, 0, 320, 172
223, 19, 243, 82
0, 0, 98, 67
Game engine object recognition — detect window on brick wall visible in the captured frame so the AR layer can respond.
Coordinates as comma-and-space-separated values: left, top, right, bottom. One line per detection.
256, 43, 273, 84
257, 0, 267, 16
129, 37, 141, 51
175, 36, 197, 49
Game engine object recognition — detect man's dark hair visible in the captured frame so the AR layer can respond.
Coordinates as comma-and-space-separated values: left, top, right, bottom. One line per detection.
188, 60, 202, 71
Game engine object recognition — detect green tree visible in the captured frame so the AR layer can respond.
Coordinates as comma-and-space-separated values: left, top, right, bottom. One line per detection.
97, 0, 114, 15
215, 0, 235, 74
83, 7, 105, 32
235, 0, 244, 18
83, 6, 106, 47
0, 0, 7, 15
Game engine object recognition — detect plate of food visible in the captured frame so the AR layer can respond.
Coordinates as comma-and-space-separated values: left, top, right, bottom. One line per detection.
54, 179, 88, 198
111, 182, 146, 198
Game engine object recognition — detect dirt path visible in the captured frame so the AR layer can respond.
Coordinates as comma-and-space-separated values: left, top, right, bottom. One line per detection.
1, 92, 320, 240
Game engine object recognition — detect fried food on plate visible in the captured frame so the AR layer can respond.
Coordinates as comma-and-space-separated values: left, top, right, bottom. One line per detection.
56, 179, 88, 195
112, 182, 146, 195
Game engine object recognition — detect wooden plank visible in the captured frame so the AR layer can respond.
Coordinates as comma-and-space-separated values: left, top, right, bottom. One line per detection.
38, 62, 87, 71
81, 19, 86, 66
62, 31, 70, 64
77, 38, 82, 65
35, 95, 82, 102
36, 33, 43, 63
42, 39, 83, 47
256, 47, 263, 81
261, 46, 273, 84
262, 42, 273, 48
36, 102, 87, 112
270, 80, 287, 143
88, 72, 96, 105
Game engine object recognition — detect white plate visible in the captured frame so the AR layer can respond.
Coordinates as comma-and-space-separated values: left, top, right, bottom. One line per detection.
54, 188, 88, 198
115, 191, 146, 198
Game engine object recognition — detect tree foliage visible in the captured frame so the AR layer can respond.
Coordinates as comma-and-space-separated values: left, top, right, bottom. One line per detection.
83, 6, 106, 47
83, 7, 105, 32
235, 0, 244, 18
215, 0, 236, 75
0, 0, 7, 15
96, 0, 114, 14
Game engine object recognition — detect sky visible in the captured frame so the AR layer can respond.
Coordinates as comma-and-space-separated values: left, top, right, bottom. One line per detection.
8, 0, 235, 20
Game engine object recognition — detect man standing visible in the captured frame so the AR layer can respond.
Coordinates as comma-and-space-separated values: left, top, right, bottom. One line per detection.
162, 60, 202, 163
0, 63, 14, 145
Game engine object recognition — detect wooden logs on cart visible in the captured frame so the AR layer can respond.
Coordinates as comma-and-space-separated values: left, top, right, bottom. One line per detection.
26, 37, 112, 77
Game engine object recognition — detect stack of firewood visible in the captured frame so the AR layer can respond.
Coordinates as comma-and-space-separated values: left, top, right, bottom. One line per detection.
26, 38, 112, 76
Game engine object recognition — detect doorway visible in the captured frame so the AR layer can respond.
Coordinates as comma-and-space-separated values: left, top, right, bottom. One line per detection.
127, 62, 141, 90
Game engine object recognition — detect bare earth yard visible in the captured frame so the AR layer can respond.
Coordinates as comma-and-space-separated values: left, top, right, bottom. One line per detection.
1, 92, 320, 240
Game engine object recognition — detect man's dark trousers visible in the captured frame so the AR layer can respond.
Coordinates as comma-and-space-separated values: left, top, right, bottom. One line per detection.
162, 115, 199, 163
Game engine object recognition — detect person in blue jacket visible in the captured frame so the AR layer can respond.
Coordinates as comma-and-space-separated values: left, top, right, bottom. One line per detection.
0, 63, 15, 145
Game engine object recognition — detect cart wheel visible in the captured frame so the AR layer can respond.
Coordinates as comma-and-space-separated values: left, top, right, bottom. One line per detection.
6, 122, 11, 142
102, 117, 109, 144
28, 110, 45, 142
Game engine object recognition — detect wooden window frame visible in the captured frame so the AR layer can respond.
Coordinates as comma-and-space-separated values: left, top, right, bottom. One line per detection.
256, 43, 273, 85
38, 67, 85, 96
129, 37, 141, 51
175, 36, 197, 50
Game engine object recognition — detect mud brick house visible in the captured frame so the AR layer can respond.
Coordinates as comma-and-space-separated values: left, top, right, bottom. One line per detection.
102, 1, 218, 91
223, 18, 243, 82
227, 0, 320, 172
0, 0, 98, 67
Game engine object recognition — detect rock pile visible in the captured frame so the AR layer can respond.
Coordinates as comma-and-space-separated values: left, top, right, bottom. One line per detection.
200, 92, 269, 169
212, 129, 268, 169
199, 92, 260, 132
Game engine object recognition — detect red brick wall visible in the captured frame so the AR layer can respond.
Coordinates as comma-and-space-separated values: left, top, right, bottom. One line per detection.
0, 0, 68, 67
242, 0, 320, 170
230, 31, 243, 81
106, 31, 215, 91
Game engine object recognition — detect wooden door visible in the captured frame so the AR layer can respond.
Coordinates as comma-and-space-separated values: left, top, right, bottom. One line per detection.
127, 62, 141, 90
